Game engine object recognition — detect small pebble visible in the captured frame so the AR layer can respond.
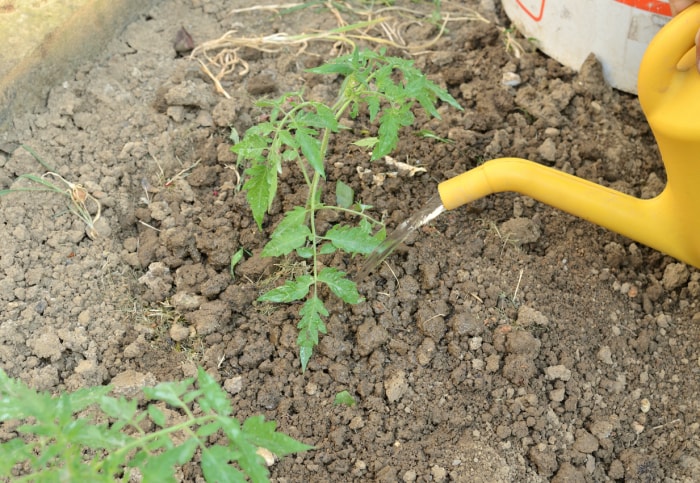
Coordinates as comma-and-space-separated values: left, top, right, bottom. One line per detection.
501, 71, 522, 87
597, 346, 613, 365
640, 398, 651, 413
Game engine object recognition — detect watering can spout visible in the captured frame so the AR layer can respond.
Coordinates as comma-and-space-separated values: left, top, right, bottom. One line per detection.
438, 4, 700, 269
438, 160, 697, 267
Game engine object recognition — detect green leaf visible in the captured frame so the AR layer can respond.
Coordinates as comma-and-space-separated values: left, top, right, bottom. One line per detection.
318, 243, 336, 255
297, 297, 328, 371
229, 127, 240, 144
147, 405, 167, 427
202, 445, 246, 483
243, 415, 314, 456
230, 132, 268, 163
196, 421, 222, 438
295, 129, 324, 177
317, 267, 363, 304
0, 439, 31, 475
335, 180, 354, 209
143, 379, 194, 409
373, 105, 414, 160
296, 246, 314, 258
310, 104, 339, 131
324, 224, 382, 255
261, 206, 311, 257
243, 163, 276, 229
217, 417, 270, 483
351, 137, 378, 149
98, 396, 137, 421
307, 61, 353, 76
230, 248, 245, 280
63, 385, 113, 413
333, 390, 356, 407
197, 367, 233, 416
258, 275, 313, 303
141, 438, 198, 482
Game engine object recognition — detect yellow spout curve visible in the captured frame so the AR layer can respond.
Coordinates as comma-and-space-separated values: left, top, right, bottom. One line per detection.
437, 159, 700, 268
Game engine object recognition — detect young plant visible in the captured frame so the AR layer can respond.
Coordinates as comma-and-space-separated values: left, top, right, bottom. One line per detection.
232, 48, 462, 370
0, 367, 311, 482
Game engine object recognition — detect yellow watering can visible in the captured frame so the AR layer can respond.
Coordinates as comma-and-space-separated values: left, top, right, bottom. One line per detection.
438, 5, 700, 269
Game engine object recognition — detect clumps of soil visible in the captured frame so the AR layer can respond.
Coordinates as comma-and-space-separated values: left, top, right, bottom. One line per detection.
0, 1, 699, 481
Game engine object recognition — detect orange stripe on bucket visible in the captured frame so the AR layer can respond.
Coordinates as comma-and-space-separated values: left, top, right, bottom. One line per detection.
515, 0, 546, 22
615, 0, 672, 16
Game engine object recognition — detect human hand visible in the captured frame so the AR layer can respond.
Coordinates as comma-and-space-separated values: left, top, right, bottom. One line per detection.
669, 0, 700, 71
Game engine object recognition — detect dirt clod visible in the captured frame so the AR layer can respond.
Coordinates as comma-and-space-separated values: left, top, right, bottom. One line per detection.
1, 0, 699, 481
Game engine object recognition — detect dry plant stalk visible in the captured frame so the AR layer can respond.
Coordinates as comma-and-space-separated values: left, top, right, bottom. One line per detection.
0, 147, 103, 240
43, 172, 102, 240
191, 0, 489, 98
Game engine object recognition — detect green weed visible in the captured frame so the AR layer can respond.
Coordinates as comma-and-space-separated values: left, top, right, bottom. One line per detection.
0, 367, 311, 482
231, 48, 461, 370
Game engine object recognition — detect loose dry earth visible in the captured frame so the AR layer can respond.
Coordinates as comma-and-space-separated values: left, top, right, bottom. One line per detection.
1, 0, 699, 481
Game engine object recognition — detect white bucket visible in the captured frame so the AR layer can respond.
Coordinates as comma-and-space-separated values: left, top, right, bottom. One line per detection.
501, 0, 672, 93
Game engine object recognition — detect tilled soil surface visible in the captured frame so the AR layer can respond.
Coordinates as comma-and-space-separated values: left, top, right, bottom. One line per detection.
1, 1, 699, 481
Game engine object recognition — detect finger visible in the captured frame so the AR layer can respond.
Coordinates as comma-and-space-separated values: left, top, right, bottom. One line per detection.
670, 0, 698, 15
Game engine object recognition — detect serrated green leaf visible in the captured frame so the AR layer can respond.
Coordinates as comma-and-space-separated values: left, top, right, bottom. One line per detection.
63, 385, 113, 413
373, 105, 415, 160
0, 439, 31, 475
299, 344, 314, 372
324, 224, 382, 255
140, 438, 198, 483
73, 424, 132, 449
317, 267, 363, 304
297, 297, 328, 371
335, 180, 354, 209
197, 367, 233, 416
196, 421, 222, 438
311, 103, 340, 131
230, 132, 269, 163
296, 246, 314, 258
98, 396, 137, 421
147, 405, 167, 428
333, 390, 356, 407
243, 163, 275, 230
367, 94, 381, 122
143, 379, 194, 409
202, 445, 246, 483
243, 415, 314, 456
258, 275, 313, 303
216, 418, 269, 483
278, 129, 298, 151
295, 129, 324, 177
261, 208, 311, 258
318, 243, 336, 255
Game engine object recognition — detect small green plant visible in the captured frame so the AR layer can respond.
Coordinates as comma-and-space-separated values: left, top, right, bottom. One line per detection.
333, 390, 357, 407
231, 48, 461, 371
0, 367, 311, 482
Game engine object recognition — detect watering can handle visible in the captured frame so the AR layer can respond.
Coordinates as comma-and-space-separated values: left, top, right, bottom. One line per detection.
638, 3, 700, 109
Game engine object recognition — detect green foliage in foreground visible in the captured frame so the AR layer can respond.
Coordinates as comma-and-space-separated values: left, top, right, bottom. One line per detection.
231, 48, 461, 371
0, 368, 312, 482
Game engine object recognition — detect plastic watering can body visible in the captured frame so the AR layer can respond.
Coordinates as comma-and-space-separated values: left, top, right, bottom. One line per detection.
438, 5, 700, 269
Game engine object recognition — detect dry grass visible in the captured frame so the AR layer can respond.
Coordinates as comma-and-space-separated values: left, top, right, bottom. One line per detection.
191, 0, 489, 98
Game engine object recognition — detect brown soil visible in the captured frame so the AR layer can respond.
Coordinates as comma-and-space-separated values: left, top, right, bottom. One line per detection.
1, 1, 699, 481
